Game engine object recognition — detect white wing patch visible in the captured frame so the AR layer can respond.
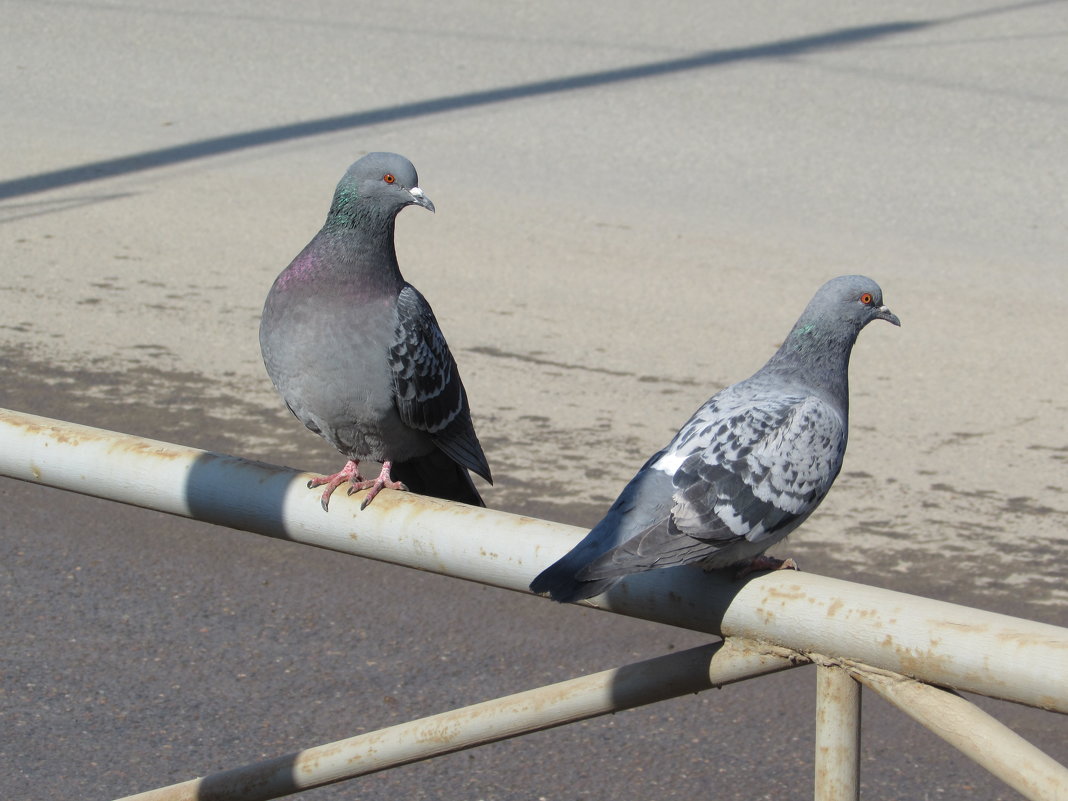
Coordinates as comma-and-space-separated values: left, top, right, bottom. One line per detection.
652, 450, 686, 475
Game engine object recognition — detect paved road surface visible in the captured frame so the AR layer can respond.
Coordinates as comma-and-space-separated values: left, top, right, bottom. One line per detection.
2, 2, 1066, 799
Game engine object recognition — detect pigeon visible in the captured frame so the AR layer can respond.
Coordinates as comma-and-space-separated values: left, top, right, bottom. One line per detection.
259, 152, 492, 511
530, 275, 899, 603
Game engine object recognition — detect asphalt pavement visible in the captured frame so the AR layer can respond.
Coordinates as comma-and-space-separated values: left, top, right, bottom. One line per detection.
2, 2, 1066, 799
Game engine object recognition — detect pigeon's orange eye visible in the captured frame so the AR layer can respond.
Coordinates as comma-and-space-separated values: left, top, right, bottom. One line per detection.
860, 292, 873, 305
383, 174, 396, 184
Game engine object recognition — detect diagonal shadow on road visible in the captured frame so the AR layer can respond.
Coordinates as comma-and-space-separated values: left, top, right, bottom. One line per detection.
0, 18, 937, 200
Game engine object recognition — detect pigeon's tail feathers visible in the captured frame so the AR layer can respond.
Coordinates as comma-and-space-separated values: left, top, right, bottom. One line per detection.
390, 449, 485, 507
530, 463, 676, 603
529, 517, 618, 603
435, 426, 493, 485
529, 553, 621, 604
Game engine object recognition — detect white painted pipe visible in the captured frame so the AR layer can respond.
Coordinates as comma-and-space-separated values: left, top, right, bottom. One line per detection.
814, 665, 861, 801
2, 408, 1066, 714
854, 668, 1068, 801
112, 639, 799, 801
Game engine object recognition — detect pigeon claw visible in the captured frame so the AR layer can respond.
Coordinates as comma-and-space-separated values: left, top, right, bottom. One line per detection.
734, 555, 800, 581
307, 460, 364, 512
346, 461, 410, 510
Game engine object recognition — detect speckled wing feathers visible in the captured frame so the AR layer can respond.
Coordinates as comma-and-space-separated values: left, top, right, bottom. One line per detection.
671, 392, 844, 539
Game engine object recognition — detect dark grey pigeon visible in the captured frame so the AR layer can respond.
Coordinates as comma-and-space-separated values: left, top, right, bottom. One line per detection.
530, 275, 899, 603
260, 152, 492, 511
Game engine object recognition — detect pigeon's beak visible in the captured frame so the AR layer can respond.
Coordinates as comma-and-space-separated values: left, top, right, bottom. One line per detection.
875, 305, 901, 327
408, 186, 435, 213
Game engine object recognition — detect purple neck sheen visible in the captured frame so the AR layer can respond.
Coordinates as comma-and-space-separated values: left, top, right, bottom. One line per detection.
275, 250, 323, 290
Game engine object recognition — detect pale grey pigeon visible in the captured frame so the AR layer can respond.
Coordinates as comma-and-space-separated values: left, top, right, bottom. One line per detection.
530, 275, 899, 602
260, 152, 492, 511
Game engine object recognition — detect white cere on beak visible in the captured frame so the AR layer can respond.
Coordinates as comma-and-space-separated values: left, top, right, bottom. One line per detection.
409, 187, 426, 200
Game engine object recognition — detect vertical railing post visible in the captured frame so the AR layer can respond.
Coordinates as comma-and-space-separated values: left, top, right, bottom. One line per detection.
814, 665, 861, 801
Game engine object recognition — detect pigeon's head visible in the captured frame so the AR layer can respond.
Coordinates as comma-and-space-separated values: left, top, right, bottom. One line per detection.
777, 275, 900, 365
809, 274, 901, 332
328, 152, 435, 224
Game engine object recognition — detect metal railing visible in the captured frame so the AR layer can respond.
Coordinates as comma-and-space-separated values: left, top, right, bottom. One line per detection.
1, 407, 1065, 801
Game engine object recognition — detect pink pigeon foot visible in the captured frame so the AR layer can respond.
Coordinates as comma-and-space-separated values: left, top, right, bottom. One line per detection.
307, 460, 365, 512
733, 555, 800, 581
346, 460, 410, 510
